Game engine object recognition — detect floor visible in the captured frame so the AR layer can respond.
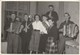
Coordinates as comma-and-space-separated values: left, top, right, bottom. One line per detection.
1, 42, 7, 53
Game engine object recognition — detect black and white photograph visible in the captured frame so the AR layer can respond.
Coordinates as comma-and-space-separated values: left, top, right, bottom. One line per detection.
1, 1, 79, 54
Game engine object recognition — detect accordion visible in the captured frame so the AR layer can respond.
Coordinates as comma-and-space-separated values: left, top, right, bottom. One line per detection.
12, 21, 21, 34
63, 23, 78, 38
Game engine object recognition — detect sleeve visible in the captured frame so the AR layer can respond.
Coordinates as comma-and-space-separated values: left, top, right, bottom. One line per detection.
58, 22, 64, 34
73, 24, 79, 39
59, 22, 64, 29
32, 22, 35, 30
54, 12, 59, 21
45, 11, 49, 16
39, 22, 47, 34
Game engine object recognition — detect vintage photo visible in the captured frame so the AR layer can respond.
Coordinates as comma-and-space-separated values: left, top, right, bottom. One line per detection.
1, 1, 79, 54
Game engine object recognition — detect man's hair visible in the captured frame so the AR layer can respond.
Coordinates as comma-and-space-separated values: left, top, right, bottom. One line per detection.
48, 5, 54, 8
65, 12, 71, 19
24, 13, 28, 16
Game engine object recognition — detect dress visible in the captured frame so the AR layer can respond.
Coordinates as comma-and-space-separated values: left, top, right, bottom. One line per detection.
39, 21, 49, 53
29, 21, 47, 52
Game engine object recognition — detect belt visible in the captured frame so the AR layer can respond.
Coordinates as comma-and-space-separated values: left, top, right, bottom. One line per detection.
11, 32, 19, 35
34, 29, 40, 31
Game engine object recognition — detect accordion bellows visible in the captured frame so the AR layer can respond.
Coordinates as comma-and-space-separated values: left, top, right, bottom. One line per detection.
12, 21, 21, 34
63, 23, 77, 38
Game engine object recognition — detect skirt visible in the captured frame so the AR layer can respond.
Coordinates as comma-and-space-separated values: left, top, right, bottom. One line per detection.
39, 34, 48, 52
45, 37, 58, 54
29, 30, 41, 52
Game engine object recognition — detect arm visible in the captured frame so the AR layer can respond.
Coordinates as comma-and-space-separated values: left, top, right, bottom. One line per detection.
6, 22, 13, 32
19, 25, 24, 33
73, 24, 79, 39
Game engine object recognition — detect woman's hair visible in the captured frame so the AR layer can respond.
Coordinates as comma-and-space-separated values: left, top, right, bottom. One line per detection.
34, 14, 40, 20
65, 12, 71, 19
41, 15, 48, 21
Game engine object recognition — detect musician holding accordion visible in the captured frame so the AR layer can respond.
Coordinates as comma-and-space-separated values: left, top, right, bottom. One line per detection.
58, 13, 79, 54
7, 14, 21, 53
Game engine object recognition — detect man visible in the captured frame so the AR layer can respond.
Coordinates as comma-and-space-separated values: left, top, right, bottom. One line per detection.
58, 13, 79, 54
7, 13, 21, 53
46, 5, 59, 26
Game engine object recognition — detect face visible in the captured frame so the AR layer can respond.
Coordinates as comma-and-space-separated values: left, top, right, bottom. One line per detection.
42, 16, 47, 21
49, 7, 54, 11
11, 14, 15, 20
48, 19, 54, 26
16, 17, 20, 21
24, 15, 28, 21
64, 14, 69, 21
35, 15, 39, 21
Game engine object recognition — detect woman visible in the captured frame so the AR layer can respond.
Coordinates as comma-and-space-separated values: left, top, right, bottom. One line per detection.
39, 15, 50, 53
19, 14, 33, 53
45, 19, 59, 54
29, 14, 47, 54
7, 14, 21, 53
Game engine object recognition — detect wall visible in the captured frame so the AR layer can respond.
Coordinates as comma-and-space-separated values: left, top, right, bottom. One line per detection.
37, 2, 59, 16
30, 2, 37, 19
37, 2, 79, 27
37, 2, 60, 27
64, 2, 79, 26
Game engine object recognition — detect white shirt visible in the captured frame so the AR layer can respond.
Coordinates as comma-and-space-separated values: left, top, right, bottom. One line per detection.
32, 21, 47, 34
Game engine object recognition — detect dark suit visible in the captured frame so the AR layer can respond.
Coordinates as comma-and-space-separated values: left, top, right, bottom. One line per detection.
46, 11, 59, 26
20, 21, 33, 53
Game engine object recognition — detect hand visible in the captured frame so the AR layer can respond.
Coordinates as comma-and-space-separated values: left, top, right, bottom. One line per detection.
50, 42, 55, 46
6, 28, 12, 32
23, 28, 27, 32
59, 29, 63, 32
40, 32, 44, 34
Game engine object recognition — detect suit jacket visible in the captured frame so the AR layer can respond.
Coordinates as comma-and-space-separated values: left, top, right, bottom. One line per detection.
46, 11, 59, 22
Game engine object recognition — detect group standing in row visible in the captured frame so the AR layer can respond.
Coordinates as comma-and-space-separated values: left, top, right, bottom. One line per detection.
5, 5, 79, 54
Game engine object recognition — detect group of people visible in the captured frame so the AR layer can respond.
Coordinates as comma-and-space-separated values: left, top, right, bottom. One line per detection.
5, 5, 79, 54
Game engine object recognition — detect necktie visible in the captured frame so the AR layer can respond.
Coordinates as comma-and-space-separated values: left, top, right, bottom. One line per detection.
49, 11, 52, 18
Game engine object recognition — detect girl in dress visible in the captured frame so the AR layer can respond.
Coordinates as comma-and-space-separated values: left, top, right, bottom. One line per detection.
29, 14, 47, 54
39, 15, 50, 54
